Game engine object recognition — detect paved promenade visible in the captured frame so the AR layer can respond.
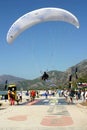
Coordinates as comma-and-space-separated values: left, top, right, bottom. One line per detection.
0, 96, 87, 130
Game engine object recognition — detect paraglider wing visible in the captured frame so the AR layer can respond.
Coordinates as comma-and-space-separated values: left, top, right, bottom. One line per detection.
6, 7, 80, 43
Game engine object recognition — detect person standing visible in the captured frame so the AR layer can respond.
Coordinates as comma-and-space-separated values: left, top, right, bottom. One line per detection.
30, 90, 36, 101
10, 91, 15, 105
85, 90, 87, 102
81, 90, 85, 102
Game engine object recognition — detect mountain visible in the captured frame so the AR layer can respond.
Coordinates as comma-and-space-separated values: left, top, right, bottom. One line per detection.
0, 75, 25, 84
0, 75, 26, 90
0, 59, 87, 90
65, 59, 87, 78
16, 59, 87, 90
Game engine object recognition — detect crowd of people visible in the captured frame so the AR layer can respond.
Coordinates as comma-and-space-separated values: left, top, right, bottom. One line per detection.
6, 88, 87, 106
7, 89, 37, 105
58, 89, 87, 104
25, 90, 36, 102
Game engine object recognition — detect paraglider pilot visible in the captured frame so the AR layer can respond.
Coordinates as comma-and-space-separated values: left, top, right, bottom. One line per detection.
41, 72, 49, 81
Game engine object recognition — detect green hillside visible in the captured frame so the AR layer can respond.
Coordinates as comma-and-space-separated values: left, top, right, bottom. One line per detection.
0, 59, 87, 90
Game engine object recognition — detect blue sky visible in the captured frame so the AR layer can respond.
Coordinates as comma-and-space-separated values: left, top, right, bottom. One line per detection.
0, 0, 87, 79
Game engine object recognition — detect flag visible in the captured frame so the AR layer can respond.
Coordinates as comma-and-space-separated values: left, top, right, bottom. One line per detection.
4, 80, 8, 90
75, 67, 78, 73
69, 82, 72, 89
69, 74, 72, 82
75, 67, 78, 79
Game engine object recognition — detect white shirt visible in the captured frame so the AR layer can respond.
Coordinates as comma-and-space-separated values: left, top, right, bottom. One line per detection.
85, 91, 87, 99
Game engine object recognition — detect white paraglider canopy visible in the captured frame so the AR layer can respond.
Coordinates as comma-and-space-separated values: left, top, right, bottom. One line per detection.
6, 7, 80, 43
